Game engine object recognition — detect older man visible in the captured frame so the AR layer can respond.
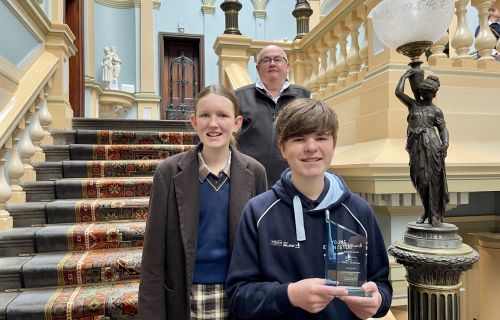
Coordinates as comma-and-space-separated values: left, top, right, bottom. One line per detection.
235, 45, 310, 186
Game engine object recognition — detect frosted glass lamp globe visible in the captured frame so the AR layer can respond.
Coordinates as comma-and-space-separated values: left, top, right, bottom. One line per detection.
368, 0, 455, 58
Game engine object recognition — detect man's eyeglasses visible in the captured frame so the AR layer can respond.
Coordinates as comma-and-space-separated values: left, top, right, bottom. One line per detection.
259, 56, 287, 65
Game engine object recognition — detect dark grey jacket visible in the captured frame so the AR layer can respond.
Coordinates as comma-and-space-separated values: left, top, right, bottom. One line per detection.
138, 144, 267, 320
235, 84, 310, 186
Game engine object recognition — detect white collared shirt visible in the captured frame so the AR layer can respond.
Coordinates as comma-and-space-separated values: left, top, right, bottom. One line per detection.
256, 79, 290, 103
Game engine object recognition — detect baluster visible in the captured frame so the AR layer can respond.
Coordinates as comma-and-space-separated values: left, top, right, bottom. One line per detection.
358, 5, 369, 70
346, 13, 363, 78
325, 30, 339, 91
429, 32, 449, 63
317, 39, 329, 95
19, 112, 36, 182
38, 93, 54, 145
473, 0, 496, 61
302, 51, 312, 88
288, 52, 296, 84
451, 0, 474, 60
31, 95, 46, 162
307, 47, 320, 94
0, 147, 13, 230
294, 51, 308, 86
335, 22, 349, 85
8, 129, 26, 203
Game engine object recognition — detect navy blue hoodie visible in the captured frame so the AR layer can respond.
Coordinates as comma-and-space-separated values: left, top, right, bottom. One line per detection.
226, 169, 392, 319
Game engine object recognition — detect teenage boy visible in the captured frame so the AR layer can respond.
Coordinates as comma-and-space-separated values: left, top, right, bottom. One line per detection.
226, 98, 392, 319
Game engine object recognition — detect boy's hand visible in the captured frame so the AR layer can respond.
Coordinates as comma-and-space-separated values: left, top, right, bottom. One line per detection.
287, 278, 348, 314
338, 282, 382, 319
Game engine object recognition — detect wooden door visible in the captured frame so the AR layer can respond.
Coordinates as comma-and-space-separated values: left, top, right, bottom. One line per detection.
65, 0, 84, 117
160, 34, 204, 120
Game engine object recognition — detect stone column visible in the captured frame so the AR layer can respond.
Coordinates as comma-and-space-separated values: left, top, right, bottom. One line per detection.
389, 223, 479, 319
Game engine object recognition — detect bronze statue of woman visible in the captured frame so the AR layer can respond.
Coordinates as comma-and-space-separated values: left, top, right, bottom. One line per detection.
395, 67, 449, 227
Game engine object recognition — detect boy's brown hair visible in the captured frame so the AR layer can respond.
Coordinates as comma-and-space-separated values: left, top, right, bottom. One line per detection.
275, 98, 338, 144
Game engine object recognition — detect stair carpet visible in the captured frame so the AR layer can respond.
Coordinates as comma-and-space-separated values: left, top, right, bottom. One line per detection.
0, 120, 197, 320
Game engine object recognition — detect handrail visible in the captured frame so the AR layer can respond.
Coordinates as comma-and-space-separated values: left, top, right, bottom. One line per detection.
0, 51, 58, 149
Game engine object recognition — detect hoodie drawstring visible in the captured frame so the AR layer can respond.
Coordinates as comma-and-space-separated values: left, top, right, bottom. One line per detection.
325, 209, 336, 261
293, 196, 306, 241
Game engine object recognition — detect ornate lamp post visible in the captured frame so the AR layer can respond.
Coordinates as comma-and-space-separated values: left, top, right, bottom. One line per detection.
220, 0, 242, 35
369, 1, 479, 319
292, 0, 313, 40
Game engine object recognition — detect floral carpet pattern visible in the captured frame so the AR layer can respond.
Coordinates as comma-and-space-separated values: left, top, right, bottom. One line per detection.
57, 248, 141, 286
91, 130, 198, 145
74, 198, 149, 222
91, 144, 193, 160
81, 178, 152, 198
85, 160, 160, 178
45, 281, 139, 320
67, 222, 145, 251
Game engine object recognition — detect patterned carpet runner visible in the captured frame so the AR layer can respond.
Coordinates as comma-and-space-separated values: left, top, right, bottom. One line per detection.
22, 247, 141, 287
76, 129, 198, 145
63, 160, 160, 178
46, 198, 149, 223
70, 144, 193, 160
2, 128, 196, 319
35, 221, 145, 252
6, 281, 138, 320
55, 177, 153, 199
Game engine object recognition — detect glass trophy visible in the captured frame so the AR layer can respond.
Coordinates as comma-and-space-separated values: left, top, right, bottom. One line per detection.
325, 216, 370, 297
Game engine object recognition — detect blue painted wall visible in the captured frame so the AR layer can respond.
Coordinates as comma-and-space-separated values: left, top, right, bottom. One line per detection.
0, 0, 42, 68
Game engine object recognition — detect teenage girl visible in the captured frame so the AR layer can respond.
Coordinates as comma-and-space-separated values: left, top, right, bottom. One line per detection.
139, 85, 267, 320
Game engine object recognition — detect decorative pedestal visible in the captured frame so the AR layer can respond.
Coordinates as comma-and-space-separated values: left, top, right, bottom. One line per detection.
389, 223, 479, 320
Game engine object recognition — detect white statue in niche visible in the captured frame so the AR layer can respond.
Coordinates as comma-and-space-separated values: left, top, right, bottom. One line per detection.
101, 46, 122, 90
101, 47, 113, 89
110, 46, 122, 90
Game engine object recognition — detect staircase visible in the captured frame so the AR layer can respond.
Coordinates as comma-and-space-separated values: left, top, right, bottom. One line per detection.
0, 118, 197, 320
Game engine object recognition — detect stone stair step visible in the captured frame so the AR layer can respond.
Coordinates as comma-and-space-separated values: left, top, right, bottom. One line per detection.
41, 145, 70, 162
69, 144, 193, 160
32, 162, 62, 181
46, 198, 149, 224
7, 202, 47, 228
75, 129, 198, 145
4, 280, 138, 320
0, 227, 40, 257
20, 247, 141, 288
50, 130, 76, 145
62, 160, 160, 178
35, 221, 145, 253
73, 116, 191, 131
0, 292, 19, 320
19, 181, 55, 202
54, 177, 152, 199
0, 256, 31, 291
